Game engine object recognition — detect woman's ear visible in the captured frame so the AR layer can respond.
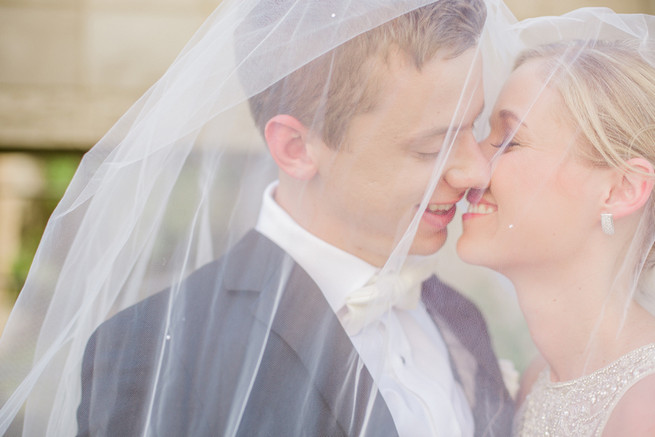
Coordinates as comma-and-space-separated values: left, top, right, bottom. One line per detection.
264, 114, 318, 180
604, 157, 655, 219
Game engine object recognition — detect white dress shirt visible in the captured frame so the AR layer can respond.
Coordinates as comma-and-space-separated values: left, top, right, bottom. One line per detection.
255, 182, 474, 437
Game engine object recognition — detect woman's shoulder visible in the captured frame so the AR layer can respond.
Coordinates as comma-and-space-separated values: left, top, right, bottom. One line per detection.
602, 372, 655, 436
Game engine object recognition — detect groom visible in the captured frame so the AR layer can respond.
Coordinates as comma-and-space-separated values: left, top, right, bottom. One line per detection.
77, 1, 513, 436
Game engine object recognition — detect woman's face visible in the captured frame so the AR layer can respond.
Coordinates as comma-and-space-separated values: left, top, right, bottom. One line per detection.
457, 60, 609, 274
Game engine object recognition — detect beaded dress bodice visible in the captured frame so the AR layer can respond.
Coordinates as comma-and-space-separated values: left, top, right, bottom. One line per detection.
514, 343, 655, 436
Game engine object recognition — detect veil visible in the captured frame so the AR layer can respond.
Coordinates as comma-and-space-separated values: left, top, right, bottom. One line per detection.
0, 1, 519, 435
2, 0, 655, 436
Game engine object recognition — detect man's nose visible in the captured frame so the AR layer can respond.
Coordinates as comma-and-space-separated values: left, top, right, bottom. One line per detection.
442, 133, 490, 190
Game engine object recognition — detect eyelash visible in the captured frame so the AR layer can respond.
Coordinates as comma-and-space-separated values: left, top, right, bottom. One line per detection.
490, 139, 519, 149
415, 152, 440, 160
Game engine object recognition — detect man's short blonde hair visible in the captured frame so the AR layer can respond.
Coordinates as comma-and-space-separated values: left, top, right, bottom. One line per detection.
247, 0, 486, 148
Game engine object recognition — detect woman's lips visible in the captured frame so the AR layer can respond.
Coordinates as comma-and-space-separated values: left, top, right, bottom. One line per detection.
462, 200, 497, 221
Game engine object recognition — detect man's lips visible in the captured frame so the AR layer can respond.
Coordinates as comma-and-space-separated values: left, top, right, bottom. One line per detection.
420, 202, 458, 229
426, 203, 456, 213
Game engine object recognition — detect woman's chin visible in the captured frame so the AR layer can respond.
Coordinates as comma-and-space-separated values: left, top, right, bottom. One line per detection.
455, 234, 491, 267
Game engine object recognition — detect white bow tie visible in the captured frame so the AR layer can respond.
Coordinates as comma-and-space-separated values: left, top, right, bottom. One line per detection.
341, 258, 436, 335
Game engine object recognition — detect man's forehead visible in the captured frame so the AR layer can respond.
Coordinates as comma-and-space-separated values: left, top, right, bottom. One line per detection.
402, 102, 485, 146
339, 48, 484, 141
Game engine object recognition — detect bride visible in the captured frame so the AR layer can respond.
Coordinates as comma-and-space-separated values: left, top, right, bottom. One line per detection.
457, 18, 655, 437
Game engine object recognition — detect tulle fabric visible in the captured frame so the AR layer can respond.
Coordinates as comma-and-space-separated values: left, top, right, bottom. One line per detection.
0, 1, 517, 435
0, 1, 654, 436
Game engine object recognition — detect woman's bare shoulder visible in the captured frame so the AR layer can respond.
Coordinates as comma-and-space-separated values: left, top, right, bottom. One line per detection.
602, 373, 655, 436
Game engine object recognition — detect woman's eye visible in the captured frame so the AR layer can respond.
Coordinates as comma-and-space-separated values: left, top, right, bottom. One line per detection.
490, 139, 519, 150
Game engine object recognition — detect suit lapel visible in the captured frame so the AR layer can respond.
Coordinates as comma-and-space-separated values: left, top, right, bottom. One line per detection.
422, 274, 514, 436
421, 275, 498, 389
224, 230, 397, 436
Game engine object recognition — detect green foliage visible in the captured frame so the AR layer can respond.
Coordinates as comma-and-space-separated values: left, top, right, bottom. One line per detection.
7, 153, 82, 301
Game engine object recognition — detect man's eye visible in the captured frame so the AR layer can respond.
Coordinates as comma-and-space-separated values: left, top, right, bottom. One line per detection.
414, 151, 440, 160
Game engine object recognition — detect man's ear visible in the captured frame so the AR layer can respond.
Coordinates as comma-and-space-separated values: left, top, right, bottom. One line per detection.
603, 157, 655, 219
264, 114, 317, 180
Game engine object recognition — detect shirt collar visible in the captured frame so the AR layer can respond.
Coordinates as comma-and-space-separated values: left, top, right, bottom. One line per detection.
255, 182, 378, 312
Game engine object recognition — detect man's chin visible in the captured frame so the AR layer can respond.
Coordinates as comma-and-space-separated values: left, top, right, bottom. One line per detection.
409, 231, 448, 256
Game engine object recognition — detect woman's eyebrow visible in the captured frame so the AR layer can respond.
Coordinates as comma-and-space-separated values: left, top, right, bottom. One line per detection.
498, 109, 528, 129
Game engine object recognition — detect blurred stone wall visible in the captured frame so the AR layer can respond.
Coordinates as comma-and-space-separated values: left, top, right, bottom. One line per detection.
1, 0, 652, 152
506, 0, 653, 19
0, 0, 216, 151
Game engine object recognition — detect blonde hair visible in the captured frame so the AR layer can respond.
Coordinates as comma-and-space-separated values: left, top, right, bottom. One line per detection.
245, 0, 486, 148
516, 40, 655, 269
516, 40, 655, 174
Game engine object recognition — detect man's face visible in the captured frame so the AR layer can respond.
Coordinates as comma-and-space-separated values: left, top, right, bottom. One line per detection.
305, 49, 489, 266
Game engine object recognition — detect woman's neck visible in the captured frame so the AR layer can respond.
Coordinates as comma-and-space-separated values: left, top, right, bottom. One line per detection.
508, 260, 655, 383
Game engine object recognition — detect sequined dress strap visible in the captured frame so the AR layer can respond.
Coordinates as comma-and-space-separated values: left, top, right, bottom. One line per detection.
514, 343, 655, 437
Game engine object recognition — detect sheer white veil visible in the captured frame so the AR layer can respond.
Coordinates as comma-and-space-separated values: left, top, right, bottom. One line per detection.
0, 1, 518, 435
3, 1, 655, 436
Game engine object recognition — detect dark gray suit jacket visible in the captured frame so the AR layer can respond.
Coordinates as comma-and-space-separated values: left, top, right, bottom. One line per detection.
77, 230, 512, 436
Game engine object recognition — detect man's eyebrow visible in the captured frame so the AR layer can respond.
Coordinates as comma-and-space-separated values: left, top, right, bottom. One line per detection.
401, 126, 450, 149
412, 126, 451, 140
405, 103, 486, 146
